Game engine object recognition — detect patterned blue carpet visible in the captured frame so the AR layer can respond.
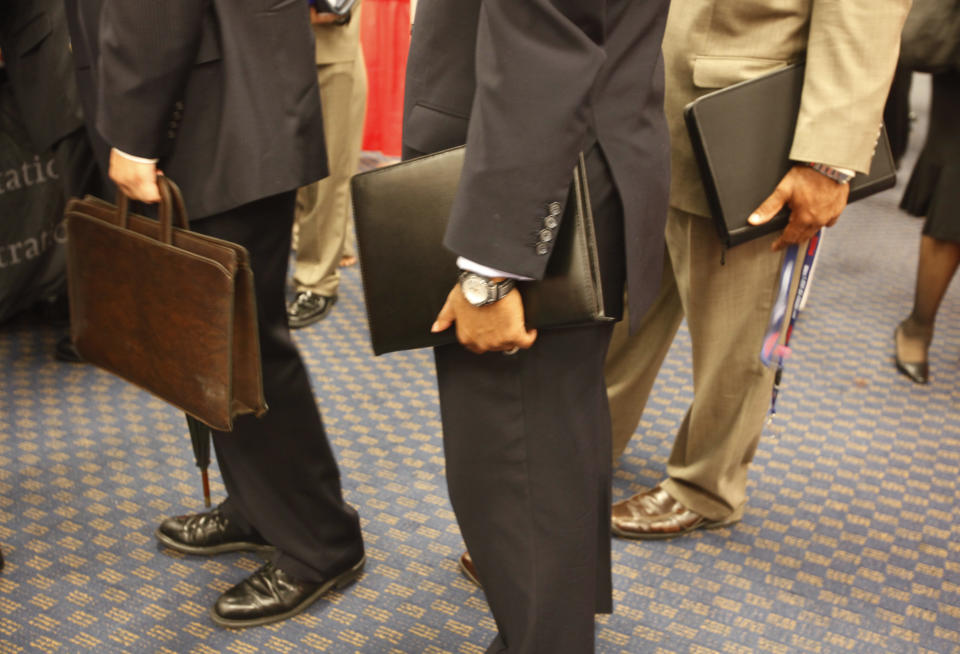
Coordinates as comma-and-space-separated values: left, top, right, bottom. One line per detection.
1, 75, 958, 653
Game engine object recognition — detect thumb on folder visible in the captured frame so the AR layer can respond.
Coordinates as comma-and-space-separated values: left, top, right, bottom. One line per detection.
747, 164, 850, 251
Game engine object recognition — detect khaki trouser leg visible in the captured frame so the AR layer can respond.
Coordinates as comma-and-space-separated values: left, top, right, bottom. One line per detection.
606, 250, 684, 462
293, 53, 367, 297
660, 207, 803, 521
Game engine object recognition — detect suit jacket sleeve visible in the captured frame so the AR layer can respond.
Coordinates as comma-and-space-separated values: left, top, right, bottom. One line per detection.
789, 0, 911, 173
443, 0, 607, 280
95, 0, 208, 158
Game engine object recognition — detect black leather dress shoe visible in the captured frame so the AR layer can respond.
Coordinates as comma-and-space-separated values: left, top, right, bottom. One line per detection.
210, 557, 365, 628
155, 508, 273, 555
54, 335, 84, 363
287, 291, 337, 329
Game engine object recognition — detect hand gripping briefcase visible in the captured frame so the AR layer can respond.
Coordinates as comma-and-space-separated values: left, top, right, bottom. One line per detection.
65, 176, 267, 431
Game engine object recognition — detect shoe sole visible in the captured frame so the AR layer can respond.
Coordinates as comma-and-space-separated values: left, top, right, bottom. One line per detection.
155, 528, 276, 556
209, 555, 366, 628
288, 295, 337, 329
611, 517, 740, 541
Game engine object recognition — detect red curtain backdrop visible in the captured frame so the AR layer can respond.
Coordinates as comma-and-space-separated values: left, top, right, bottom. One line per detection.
360, 0, 410, 157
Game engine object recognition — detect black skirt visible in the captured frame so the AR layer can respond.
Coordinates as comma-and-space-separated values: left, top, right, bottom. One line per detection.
900, 71, 960, 244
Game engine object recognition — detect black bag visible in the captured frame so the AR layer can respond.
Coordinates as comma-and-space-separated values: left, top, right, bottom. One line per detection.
900, 0, 960, 73
0, 80, 67, 323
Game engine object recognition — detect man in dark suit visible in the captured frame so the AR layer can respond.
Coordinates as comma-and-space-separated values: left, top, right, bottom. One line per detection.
67, 0, 365, 628
403, 1, 670, 651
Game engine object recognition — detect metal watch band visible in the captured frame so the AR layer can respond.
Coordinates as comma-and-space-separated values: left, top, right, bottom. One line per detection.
806, 162, 854, 184
490, 277, 516, 302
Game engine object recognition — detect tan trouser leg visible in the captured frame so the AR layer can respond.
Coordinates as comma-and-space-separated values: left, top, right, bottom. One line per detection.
661, 207, 803, 520
293, 53, 367, 296
606, 251, 684, 462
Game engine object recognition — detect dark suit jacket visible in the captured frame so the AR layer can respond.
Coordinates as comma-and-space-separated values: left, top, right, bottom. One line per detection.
403, 0, 670, 323
0, 0, 84, 152
67, 0, 328, 219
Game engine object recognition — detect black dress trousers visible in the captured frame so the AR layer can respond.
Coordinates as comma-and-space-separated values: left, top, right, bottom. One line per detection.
434, 145, 624, 654
190, 191, 364, 583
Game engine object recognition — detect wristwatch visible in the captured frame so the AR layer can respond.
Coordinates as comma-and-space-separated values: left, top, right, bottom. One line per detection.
458, 271, 516, 307
806, 162, 854, 184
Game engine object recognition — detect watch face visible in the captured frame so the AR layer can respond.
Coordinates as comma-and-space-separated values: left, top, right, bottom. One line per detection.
461, 276, 489, 306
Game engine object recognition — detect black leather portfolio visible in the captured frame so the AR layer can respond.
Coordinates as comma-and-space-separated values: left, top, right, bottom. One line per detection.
350, 146, 612, 355
684, 63, 897, 248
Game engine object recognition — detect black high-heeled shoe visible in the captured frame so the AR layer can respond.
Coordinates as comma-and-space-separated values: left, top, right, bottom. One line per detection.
894, 324, 929, 384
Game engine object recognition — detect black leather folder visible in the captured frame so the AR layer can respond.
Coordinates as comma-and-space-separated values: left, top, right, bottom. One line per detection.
350, 146, 612, 355
684, 63, 897, 248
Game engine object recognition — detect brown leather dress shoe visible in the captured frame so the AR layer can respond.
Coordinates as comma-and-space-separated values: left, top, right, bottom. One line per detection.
459, 551, 481, 587
611, 485, 739, 540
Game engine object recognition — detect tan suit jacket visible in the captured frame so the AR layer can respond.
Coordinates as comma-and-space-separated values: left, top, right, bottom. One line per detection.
665, 0, 911, 218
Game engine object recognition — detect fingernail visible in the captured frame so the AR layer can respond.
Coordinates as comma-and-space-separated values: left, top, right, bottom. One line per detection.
748, 213, 762, 225
430, 322, 441, 332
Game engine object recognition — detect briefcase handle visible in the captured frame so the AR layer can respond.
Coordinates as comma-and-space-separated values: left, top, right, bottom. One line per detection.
115, 175, 190, 243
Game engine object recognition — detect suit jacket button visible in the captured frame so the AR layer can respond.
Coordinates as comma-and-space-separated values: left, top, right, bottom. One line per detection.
548, 201, 562, 217
167, 129, 177, 138
544, 215, 558, 230
536, 243, 549, 255
539, 229, 553, 243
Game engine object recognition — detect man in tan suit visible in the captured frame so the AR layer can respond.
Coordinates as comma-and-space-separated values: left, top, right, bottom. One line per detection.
288, 3, 367, 328
609, 0, 911, 539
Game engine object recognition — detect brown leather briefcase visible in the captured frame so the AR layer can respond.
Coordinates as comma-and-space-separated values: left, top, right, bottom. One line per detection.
65, 176, 267, 431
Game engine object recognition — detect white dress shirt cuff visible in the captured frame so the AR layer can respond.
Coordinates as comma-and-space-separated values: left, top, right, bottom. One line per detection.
457, 256, 534, 281
112, 148, 159, 165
